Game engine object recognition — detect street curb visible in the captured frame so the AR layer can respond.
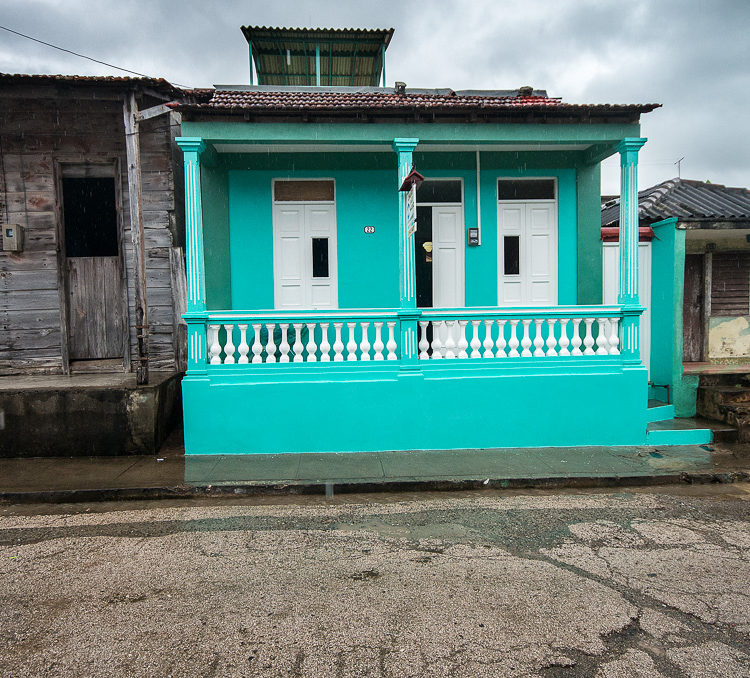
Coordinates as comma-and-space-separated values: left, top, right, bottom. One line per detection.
1, 470, 749, 504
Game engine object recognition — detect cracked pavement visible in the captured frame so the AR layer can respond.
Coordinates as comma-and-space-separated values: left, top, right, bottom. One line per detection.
1, 485, 749, 677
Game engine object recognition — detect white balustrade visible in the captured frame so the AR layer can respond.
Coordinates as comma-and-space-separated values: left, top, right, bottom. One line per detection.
204, 309, 623, 366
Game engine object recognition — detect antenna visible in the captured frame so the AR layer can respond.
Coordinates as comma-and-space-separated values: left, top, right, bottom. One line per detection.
675, 156, 685, 178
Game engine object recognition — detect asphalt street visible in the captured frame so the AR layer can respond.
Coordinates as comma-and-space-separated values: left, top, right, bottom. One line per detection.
1, 484, 749, 677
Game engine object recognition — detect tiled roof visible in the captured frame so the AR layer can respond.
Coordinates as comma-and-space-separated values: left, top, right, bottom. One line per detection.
601, 178, 750, 226
175, 87, 659, 117
0, 73, 181, 95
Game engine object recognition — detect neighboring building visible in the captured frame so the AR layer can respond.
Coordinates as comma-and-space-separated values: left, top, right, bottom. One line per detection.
602, 178, 750, 423
0, 74, 187, 455
171, 25, 711, 455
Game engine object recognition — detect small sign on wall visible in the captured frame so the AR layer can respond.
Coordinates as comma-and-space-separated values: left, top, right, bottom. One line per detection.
364, 226, 375, 234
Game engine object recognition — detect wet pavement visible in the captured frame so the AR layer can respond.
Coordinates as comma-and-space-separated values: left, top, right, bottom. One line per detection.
1, 427, 749, 500
1, 484, 749, 676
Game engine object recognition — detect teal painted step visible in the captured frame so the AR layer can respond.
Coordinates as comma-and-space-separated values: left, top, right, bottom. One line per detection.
646, 419, 713, 446
646, 400, 676, 423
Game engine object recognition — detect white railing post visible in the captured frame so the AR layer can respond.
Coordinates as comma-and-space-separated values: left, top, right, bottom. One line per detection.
237, 324, 249, 364
360, 322, 371, 361
223, 324, 235, 364
319, 323, 331, 361
279, 324, 290, 363
306, 322, 318, 362
264, 323, 276, 363
419, 321, 430, 360
373, 322, 384, 361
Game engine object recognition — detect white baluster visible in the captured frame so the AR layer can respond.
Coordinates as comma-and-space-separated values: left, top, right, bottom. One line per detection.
482, 320, 494, 358
496, 319, 508, 358
557, 318, 570, 356
319, 323, 331, 361
469, 320, 481, 359
264, 323, 276, 363
520, 319, 533, 357
237, 324, 249, 364
444, 320, 456, 359
208, 324, 221, 365
251, 323, 263, 363
306, 322, 318, 362
545, 319, 557, 357
359, 322, 371, 361
333, 322, 344, 362
279, 324, 290, 363
419, 321, 430, 360
373, 322, 384, 361
608, 317, 620, 355
386, 321, 397, 360
431, 321, 443, 359
222, 324, 235, 364
507, 319, 520, 357
571, 319, 583, 356
292, 323, 304, 362
346, 322, 358, 361
457, 320, 469, 359
595, 318, 610, 355
583, 318, 595, 355
533, 319, 545, 357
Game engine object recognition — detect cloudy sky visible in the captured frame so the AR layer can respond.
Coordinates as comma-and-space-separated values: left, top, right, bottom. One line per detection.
1, 0, 748, 194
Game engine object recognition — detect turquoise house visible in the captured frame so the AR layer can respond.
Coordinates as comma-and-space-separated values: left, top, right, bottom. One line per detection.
172, 27, 706, 455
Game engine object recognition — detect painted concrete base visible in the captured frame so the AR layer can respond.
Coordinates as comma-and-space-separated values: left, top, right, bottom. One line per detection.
183, 363, 650, 454
0, 371, 182, 457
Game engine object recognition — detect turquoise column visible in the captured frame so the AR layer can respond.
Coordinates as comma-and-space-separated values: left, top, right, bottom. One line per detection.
393, 138, 420, 369
176, 137, 208, 374
617, 137, 647, 363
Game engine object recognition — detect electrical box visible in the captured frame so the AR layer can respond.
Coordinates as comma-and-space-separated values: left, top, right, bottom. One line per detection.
467, 227, 479, 246
2, 224, 23, 252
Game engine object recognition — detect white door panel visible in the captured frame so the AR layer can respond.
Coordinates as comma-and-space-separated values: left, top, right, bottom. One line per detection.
273, 202, 337, 309
433, 206, 464, 308
498, 200, 557, 306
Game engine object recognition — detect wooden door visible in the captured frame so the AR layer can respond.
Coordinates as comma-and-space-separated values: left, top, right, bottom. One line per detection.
683, 254, 704, 362
62, 174, 124, 360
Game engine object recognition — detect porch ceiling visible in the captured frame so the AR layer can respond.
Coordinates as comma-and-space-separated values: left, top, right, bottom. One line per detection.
211, 142, 592, 153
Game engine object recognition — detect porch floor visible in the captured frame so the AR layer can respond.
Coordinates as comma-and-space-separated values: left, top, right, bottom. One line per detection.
1, 429, 748, 500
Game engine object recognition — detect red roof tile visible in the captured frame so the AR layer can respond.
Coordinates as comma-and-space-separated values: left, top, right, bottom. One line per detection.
178, 88, 659, 117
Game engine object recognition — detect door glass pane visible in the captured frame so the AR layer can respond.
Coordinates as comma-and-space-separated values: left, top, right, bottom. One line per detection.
416, 180, 462, 203
504, 236, 520, 275
498, 179, 555, 200
312, 237, 329, 278
274, 180, 334, 202
62, 177, 118, 257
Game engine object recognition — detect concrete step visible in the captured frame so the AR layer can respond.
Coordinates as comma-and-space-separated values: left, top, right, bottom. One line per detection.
698, 386, 750, 405
646, 418, 713, 446
646, 400, 675, 423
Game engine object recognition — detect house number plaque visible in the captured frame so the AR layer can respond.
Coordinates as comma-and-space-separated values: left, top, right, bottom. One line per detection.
364, 226, 375, 234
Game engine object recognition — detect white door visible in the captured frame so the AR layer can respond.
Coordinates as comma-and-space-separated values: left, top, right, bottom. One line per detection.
432, 205, 465, 308
603, 241, 651, 375
498, 202, 557, 306
273, 203, 337, 309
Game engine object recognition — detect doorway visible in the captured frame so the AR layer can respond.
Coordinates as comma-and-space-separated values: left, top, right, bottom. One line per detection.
497, 178, 558, 306
61, 166, 125, 362
272, 179, 338, 309
414, 180, 465, 309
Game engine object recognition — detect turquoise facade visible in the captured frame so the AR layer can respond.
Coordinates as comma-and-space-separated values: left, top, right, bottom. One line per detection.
176, 119, 698, 455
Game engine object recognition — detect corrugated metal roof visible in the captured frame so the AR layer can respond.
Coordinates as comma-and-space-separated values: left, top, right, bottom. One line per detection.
601, 178, 750, 226
0, 73, 180, 93
175, 87, 659, 119
241, 26, 393, 87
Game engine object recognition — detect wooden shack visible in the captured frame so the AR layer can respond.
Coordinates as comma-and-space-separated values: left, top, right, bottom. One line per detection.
0, 74, 188, 456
